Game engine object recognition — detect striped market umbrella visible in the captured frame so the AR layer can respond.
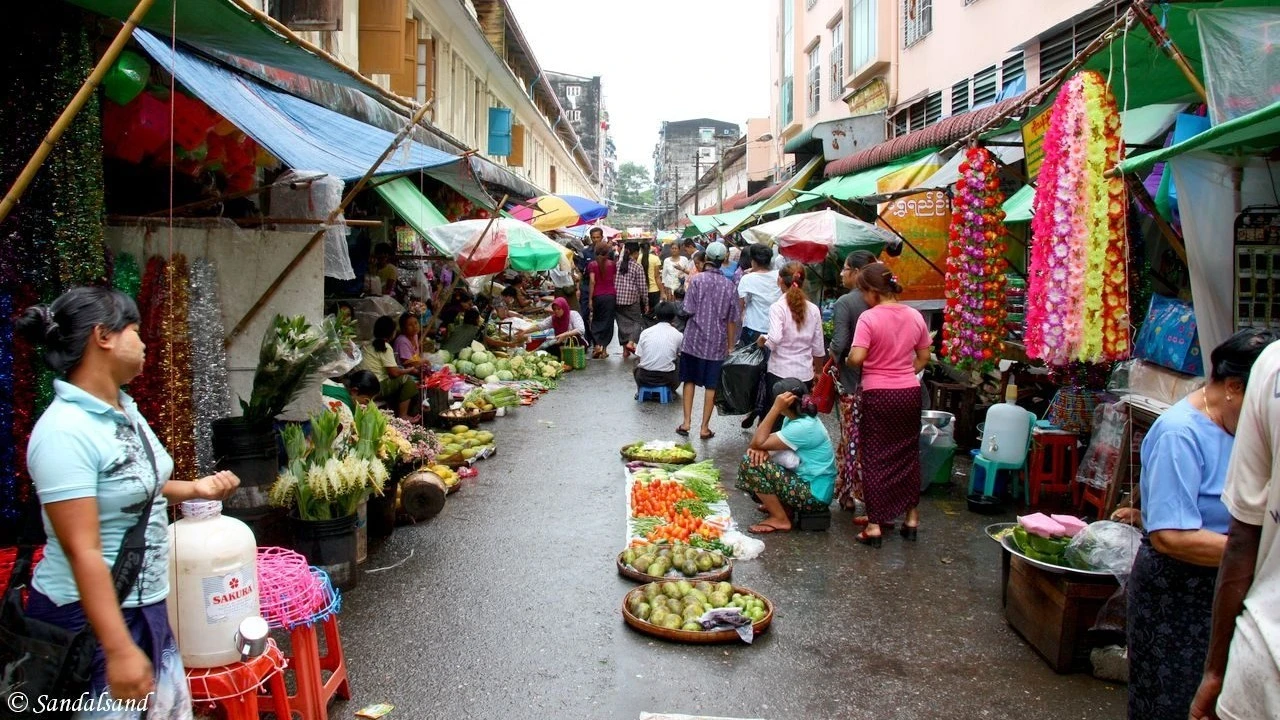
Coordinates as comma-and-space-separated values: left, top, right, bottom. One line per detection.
507, 194, 608, 231
741, 210, 902, 264
421, 218, 567, 277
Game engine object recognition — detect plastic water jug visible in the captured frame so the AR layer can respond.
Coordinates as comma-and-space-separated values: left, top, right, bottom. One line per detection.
167, 500, 260, 668
980, 402, 1032, 464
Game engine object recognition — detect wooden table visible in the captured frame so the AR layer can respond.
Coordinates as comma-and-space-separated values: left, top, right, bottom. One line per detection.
1005, 556, 1119, 673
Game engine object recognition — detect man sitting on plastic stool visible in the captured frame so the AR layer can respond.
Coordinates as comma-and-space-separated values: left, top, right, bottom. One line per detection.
634, 302, 683, 395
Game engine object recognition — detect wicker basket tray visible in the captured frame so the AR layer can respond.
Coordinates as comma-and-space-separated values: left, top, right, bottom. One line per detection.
430, 410, 482, 429
478, 409, 498, 422
616, 551, 732, 584
621, 584, 773, 644
619, 443, 697, 465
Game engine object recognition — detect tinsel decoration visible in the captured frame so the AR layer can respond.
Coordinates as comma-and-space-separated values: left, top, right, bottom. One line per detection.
942, 146, 1009, 374
158, 256, 195, 485
1025, 71, 1131, 366
112, 252, 143, 299
131, 255, 169, 427
0, 272, 17, 522
189, 258, 231, 476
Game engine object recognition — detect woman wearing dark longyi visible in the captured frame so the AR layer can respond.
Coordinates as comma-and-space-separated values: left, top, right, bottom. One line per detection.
17, 287, 240, 717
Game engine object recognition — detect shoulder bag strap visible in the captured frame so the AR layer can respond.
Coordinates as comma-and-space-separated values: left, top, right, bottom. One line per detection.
110, 423, 165, 605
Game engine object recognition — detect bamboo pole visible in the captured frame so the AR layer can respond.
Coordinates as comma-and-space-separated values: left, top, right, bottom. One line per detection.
144, 173, 327, 217
0, 0, 158, 224
826, 196, 945, 278
1132, 0, 1209, 102
225, 98, 436, 347
1124, 174, 1188, 265
420, 194, 509, 338
108, 215, 382, 228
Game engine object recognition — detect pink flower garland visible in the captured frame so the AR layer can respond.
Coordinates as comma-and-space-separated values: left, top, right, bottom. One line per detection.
1026, 71, 1130, 366
943, 146, 1008, 374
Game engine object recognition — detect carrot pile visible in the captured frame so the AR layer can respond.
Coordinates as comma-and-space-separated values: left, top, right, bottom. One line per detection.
630, 479, 724, 543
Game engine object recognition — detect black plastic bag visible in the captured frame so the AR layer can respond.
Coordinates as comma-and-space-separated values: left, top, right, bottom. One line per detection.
715, 344, 766, 415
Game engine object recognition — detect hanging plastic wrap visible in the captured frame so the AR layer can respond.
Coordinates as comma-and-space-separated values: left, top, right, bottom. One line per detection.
1075, 401, 1130, 490
1064, 521, 1142, 579
1196, 8, 1280, 125
269, 171, 355, 280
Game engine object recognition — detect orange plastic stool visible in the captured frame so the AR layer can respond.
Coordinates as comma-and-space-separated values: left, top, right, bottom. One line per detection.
1026, 430, 1079, 508
186, 639, 289, 720
281, 614, 351, 720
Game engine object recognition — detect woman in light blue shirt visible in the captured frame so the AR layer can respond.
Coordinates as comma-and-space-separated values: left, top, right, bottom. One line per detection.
17, 287, 240, 717
1128, 328, 1278, 719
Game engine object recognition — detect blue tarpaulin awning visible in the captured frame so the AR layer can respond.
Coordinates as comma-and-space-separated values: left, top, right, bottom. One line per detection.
133, 29, 462, 182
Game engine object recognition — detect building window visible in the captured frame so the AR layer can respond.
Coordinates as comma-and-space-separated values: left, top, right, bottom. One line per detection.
1000, 52, 1025, 99
925, 91, 943, 126
972, 64, 998, 109
569, 109, 582, 122
951, 78, 970, 115
850, 0, 876, 71
1039, 5, 1123, 83
415, 37, 435, 105
699, 127, 714, 144
807, 44, 821, 116
566, 84, 582, 98
781, 0, 794, 125
903, 0, 932, 48
830, 18, 844, 99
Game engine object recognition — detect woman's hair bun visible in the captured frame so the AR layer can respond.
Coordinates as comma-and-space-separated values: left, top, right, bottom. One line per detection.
15, 304, 58, 344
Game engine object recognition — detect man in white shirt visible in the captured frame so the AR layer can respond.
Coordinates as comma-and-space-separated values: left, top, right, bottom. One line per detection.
1192, 340, 1280, 720
633, 302, 683, 392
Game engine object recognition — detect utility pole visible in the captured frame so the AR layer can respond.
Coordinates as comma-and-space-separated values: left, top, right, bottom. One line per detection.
717, 150, 724, 210
693, 152, 702, 214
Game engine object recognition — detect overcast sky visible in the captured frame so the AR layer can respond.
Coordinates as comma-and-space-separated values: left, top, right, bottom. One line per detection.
505, 0, 772, 175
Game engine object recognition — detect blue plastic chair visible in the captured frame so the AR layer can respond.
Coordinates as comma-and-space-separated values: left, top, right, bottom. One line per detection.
637, 386, 673, 404
967, 411, 1036, 499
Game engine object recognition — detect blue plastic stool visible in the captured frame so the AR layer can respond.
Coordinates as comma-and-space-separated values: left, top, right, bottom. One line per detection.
967, 413, 1035, 498
637, 386, 673, 404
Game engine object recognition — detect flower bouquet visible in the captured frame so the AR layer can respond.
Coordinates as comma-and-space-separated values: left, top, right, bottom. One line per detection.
239, 314, 349, 424
382, 411, 441, 466
269, 404, 390, 520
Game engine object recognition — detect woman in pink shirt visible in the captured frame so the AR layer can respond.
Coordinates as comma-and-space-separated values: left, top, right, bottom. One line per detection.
757, 262, 826, 431
847, 264, 931, 547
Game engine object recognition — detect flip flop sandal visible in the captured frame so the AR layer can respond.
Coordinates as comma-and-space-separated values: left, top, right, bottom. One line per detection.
749, 523, 790, 534
675, 426, 690, 437
699, 430, 716, 440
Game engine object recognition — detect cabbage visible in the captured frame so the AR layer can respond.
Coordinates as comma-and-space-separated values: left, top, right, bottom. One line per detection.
443, 363, 456, 373
437, 349, 453, 364
484, 375, 500, 384
495, 359, 510, 371
458, 348, 473, 362
470, 340, 486, 354
497, 370, 514, 381
473, 362, 496, 378
456, 360, 476, 376
471, 351, 491, 366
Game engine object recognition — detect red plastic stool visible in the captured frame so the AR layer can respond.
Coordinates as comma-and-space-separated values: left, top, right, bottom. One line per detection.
281, 614, 351, 720
1026, 429, 1079, 508
186, 639, 289, 720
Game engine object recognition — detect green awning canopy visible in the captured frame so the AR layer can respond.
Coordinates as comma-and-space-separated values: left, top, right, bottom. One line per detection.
1080, 0, 1267, 109
684, 212, 720, 236
1002, 185, 1035, 224
65, 0, 368, 91
374, 178, 451, 254
801, 154, 926, 203
711, 201, 767, 233
1117, 100, 1280, 174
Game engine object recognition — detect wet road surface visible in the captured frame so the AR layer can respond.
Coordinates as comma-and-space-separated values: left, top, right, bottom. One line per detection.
335, 354, 1126, 720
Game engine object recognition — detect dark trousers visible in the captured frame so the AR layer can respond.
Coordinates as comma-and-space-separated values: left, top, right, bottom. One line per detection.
579, 288, 594, 347
591, 294, 617, 349
635, 366, 680, 390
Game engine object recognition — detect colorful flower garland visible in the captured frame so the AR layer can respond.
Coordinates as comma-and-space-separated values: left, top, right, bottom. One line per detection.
1026, 71, 1131, 366
943, 147, 1009, 374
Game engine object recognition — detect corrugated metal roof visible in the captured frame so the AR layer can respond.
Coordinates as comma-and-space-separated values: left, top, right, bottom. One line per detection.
719, 190, 750, 212
824, 95, 1027, 178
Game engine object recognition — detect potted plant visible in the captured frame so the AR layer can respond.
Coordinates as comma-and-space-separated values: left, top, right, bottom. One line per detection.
214, 314, 349, 522
268, 403, 389, 590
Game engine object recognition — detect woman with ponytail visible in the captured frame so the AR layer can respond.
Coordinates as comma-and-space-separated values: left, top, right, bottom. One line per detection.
755, 262, 826, 431
736, 378, 837, 533
17, 286, 241, 716
846, 263, 932, 547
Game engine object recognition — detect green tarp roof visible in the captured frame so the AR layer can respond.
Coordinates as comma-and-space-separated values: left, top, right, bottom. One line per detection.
65, 0, 368, 91
1002, 185, 1035, 224
802, 154, 924, 203
374, 178, 451, 254
1119, 99, 1280, 174
1080, 0, 1267, 109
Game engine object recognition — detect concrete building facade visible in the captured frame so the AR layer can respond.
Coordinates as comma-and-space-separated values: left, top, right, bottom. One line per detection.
676, 141, 749, 224
546, 70, 615, 200
261, 0, 598, 198
653, 118, 741, 227
764, 0, 1124, 180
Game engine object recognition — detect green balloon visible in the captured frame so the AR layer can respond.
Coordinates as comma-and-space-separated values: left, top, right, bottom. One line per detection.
103, 50, 151, 106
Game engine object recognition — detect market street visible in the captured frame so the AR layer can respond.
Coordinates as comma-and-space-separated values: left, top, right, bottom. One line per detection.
337, 356, 1126, 720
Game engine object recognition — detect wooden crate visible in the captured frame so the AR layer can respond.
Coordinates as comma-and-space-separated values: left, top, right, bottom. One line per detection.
1004, 556, 1118, 673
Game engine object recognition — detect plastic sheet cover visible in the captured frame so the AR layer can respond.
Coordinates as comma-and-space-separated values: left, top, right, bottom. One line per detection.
269, 171, 354, 280
1197, 8, 1280, 125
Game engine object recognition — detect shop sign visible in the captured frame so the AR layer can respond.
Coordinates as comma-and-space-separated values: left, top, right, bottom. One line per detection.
876, 159, 950, 302
812, 113, 885, 162
847, 78, 890, 116
1021, 105, 1054, 182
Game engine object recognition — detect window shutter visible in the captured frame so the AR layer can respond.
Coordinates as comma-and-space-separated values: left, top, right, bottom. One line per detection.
509, 124, 526, 167
389, 18, 417, 97
951, 78, 970, 115
359, 0, 406, 75
488, 107, 514, 156
972, 65, 998, 108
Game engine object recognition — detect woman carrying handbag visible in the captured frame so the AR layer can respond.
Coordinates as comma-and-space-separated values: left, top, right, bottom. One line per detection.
6, 287, 239, 717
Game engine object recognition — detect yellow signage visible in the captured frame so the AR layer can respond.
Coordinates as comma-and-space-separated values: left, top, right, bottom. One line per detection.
1021, 106, 1054, 182
847, 78, 890, 116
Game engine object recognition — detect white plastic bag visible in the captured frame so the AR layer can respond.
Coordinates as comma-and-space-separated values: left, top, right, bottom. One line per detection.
720, 530, 765, 561
1065, 521, 1142, 578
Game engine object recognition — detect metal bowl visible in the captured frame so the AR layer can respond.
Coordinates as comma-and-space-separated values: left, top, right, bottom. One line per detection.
921, 410, 954, 428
